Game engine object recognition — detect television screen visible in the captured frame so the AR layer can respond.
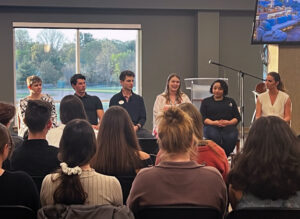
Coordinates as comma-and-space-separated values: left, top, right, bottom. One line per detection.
252, 0, 300, 44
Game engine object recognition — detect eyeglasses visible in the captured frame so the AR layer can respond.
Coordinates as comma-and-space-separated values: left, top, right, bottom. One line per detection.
266, 80, 273, 82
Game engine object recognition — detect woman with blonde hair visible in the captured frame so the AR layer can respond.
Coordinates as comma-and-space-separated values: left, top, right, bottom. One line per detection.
18, 75, 57, 138
153, 73, 191, 133
155, 103, 229, 180
128, 107, 227, 215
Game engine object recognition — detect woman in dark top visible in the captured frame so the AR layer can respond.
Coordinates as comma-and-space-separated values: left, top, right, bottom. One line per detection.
0, 123, 40, 212
200, 80, 240, 156
91, 106, 152, 203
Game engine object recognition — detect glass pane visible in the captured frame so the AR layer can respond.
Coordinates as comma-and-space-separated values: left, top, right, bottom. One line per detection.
15, 28, 76, 121
79, 29, 138, 110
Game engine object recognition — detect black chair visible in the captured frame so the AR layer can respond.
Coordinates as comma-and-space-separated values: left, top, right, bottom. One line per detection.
136, 205, 222, 219
31, 175, 45, 194
0, 205, 36, 219
115, 175, 136, 204
138, 138, 159, 155
226, 207, 300, 219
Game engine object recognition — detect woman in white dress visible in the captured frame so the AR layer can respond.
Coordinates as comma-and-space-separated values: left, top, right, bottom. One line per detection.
18, 75, 57, 138
153, 73, 191, 133
256, 72, 291, 123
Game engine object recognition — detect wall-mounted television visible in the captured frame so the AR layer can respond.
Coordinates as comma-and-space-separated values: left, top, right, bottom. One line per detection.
252, 0, 300, 44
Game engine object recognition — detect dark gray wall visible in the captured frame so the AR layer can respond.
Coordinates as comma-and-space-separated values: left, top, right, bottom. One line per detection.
0, 1, 262, 130
0, 0, 256, 10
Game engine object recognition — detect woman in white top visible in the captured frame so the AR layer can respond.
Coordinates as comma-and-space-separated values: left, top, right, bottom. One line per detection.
256, 72, 291, 123
153, 73, 191, 133
18, 75, 57, 138
40, 119, 123, 206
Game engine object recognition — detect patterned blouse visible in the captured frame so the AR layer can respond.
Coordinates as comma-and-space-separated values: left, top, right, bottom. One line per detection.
18, 94, 58, 137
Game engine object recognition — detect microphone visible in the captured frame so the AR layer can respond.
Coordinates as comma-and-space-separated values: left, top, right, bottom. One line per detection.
208, 59, 221, 66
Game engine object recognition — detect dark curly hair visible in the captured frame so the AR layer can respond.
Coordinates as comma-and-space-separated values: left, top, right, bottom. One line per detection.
209, 80, 228, 96
228, 116, 300, 200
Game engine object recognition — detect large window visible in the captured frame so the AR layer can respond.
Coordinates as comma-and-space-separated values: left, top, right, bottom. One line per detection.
14, 23, 141, 121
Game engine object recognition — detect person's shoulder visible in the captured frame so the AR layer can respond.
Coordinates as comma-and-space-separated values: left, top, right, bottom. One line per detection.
94, 171, 120, 183
224, 96, 234, 101
4, 170, 34, 183
202, 96, 213, 102
132, 92, 143, 99
200, 166, 224, 179
110, 91, 122, 100
42, 94, 54, 101
279, 90, 289, 98
46, 143, 59, 153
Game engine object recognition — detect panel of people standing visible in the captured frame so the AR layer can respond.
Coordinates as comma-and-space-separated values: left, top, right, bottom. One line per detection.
0, 70, 299, 216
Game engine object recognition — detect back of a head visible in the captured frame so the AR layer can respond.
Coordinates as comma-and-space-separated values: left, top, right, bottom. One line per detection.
158, 107, 193, 154
0, 123, 10, 155
228, 116, 300, 199
92, 106, 140, 174
25, 100, 51, 133
0, 102, 16, 126
54, 119, 96, 205
178, 103, 203, 140
119, 70, 135, 81
60, 95, 87, 124
59, 119, 96, 167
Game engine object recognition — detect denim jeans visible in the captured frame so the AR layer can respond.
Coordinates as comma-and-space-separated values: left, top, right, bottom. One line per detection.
203, 125, 239, 156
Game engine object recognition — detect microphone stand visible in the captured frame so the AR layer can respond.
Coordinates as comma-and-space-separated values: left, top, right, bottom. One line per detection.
209, 60, 263, 148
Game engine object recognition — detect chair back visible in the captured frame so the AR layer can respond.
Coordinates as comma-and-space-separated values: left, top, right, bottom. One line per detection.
38, 204, 134, 219
115, 175, 136, 204
226, 207, 300, 219
137, 205, 222, 219
31, 175, 45, 194
138, 138, 159, 155
0, 205, 36, 219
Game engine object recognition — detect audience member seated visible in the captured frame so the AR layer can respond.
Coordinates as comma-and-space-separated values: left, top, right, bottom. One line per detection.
153, 73, 191, 134
10, 100, 60, 177
0, 102, 23, 169
127, 107, 227, 215
228, 116, 300, 209
91, 106, 153, 203
18, 75, 57, 138
0, 124, 40, 212
200, 79, 240, 156
46, 95, 88, 147
40, 119, 123, 206
155, 103, 229, 181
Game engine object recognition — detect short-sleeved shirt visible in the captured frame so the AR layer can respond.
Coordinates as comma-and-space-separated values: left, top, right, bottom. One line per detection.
109, 91, 146, 127
18, 94, 57, 137
257, 90, 289, 119
75, 93, 103, 125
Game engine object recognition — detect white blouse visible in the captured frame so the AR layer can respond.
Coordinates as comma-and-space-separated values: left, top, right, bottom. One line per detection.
258, 90, 289, 119
153, 92, 191, 131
